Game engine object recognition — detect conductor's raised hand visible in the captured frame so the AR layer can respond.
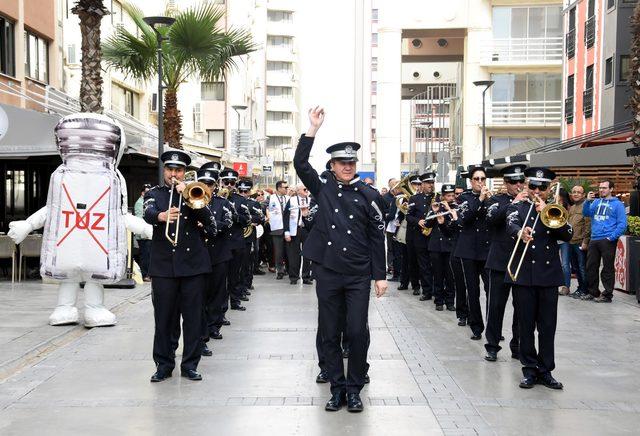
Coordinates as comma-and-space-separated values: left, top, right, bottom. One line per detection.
306, 106, 325, 137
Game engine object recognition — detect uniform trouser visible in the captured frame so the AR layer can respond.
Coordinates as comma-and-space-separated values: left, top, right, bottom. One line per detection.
391, 238, 403, 279
461, 259, 489, 336
450, 256, 468, 320
205, 262, 228, 332
416, 244, 434, 298
406, 239, 421, 290
226, 246, 245, 308
315, 263, 370, 395
399, 242, 410, 286
430, 251, 455, 306
242, 242, 254, 291
513, 285, 558, 377
272, 234, 286, 274
484, 269, 519, 355
261, 231, 274, 268
252, 239, 260, 272
152, 274, 205, 373
586, 239, 617, 298
386, 233, 395, 273
138, 239, 151, 278
285, 234, 302, 280
316, 310, 370, 373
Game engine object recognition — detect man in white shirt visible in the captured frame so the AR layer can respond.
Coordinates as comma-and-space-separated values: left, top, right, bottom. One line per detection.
267, 180, 290, 279
284, 184, 313, 285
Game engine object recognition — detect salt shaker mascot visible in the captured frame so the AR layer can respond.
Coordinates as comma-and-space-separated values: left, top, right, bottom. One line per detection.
7, 113, 152, 327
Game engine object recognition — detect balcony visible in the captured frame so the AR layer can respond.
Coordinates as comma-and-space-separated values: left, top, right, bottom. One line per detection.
583, 88, 593, 118
566, 29, 575, 59
564, 96, 574, 124
266, 21, 295, 37
266, 72, 297, 87
489, 100, 562, 126
266, 121, 297, 137
266, 46, 296, 62
482, 37, 563, 65
266, 96, 298, 113
584, 17, 595, 49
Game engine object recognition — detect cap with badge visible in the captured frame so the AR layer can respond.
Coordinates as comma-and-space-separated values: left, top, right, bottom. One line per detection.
201, 161, 223, 174
466, 164, 486, 179
143, 183, 152, 190
161, 150, 191, 168
501, 164, 527, 182
441, 184, 455, 194
420, 171, 436, 183
326, 142, 360, 162
197, 168, 218, 184
409, 174, 422, 185
238, 179, 253, 192
524, 167, 556, 186
219, 168, 239, 180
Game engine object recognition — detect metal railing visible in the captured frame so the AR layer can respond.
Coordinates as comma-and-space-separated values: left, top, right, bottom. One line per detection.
565, 29, 575, 59
564, 96, 574, 124
484, 37, 563, 63
583, 88, 593, 118
489, 100, 562, 125
584, 17, 595, 48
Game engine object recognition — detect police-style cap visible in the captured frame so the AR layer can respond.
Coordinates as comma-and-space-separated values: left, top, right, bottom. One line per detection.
467, 164, 486, 178
143, 183, 152, 189
238, 179, 253, 191
409, 175, 422, 185
501, 164, 527, 181
161, 150, 191, 168
421, 172, 436, 182
326, 142, 360, 162
525, 167, 555, 185
201, 161, 223, 173
197, 169, 218, 184
219, 169, 239, 180
441, 184, 455, 194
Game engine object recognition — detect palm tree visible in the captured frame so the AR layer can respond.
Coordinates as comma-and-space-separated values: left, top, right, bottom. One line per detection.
72, 0, 109, 113
102, 2, 255, 149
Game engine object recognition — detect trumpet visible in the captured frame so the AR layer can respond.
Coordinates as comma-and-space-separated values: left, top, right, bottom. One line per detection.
421, 193, 439, 237
165, 171, 212, 246
506, 183, 568, 281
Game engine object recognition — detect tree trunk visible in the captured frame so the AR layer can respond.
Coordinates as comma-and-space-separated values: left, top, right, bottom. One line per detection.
72, 1, 108, 113
164, 89, 183, 150
629, 4, 640, 215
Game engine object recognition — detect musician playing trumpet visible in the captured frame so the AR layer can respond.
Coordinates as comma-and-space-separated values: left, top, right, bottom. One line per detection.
505, 167, 572, 390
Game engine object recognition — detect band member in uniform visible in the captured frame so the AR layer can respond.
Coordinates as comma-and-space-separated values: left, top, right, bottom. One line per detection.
294, 106, 387, 413
397, 175, 423, 292
220, 169, 252, 311
450, 185, 468, 326
453, 165, 490, 340
238, 179, 265, 294
283, 185, 313, 285
144, 150, 217, 382
425, 184, 458, 311
506, 167, 572, 389
483, 164, 527, 362
406, 172, 436, 300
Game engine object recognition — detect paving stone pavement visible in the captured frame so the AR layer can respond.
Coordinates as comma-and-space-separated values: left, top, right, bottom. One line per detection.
1, 274, 640, 435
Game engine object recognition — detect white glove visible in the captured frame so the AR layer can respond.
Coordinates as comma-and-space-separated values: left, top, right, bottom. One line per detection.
8, 206, 48, 244
124, 213, 153, 239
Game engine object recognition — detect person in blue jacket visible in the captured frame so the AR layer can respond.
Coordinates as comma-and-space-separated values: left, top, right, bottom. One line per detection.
582, 179, 627, 303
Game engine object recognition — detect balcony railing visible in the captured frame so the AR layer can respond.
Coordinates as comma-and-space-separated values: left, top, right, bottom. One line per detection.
489, 100, 562, 125
583, 88, 593, 118
484, 37, 563, 63
564, 96, 574, 124
584, 17, 595, 48
566, 29, 575, 59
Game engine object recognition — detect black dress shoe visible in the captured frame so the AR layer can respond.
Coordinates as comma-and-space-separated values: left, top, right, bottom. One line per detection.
484, 351, 497, 362
303, 279, 313, 285
347, 393, 364, 412
511, 352, 520, 360
181, 369, 202, 381
500, 336, 505, 341
519, 376, 537, 389
201, 344, 213, 356
231, 305, 246, 311
446, 305, 456, 311
210, 330, 223, 340
419, 295, 432, 301
538, 373, 563, 390
342, 348, 350, 359
316, 370, 329, 383
245, 290, 252, 295
470, 333, 482, 340
458, 318, 467, 327
253, 269, 266, 275
221, 318, 231, 326
150, 370, 172, 383
397, 284, 409, 290
435, 305, 444, 311
239, 295, 249, 302
364, 374, 370, 384
325, 392, 346, 411
412, 289, 420, 296
276, 274, 284, 280
290, 279, 298, 285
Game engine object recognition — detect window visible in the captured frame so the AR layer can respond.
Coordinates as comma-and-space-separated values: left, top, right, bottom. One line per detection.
5, 170, 26, 219
371, 57, 378, 71
267, 136, 291, 148
605, 57, 613, 86
567, 8, 576, 58
268, 10, 293, 22
607, 0, 616, 10
267, 111, 293, 123
24, 30, 49, 83
111, 83, 139, 117
201, 82, 225, 101
0, 15, 15, 77
267, 35, 293, 48
620, 55, 630, 82
267, 61, 292, 73
584, 64, 594, 118
585, 0, 596, 47
207, 130, 225, 148
371, 104, 376, 119
66, 44, 76, 64
491, 73, 561, 102
492, 6, 562, 39
372, 33, 378, 46
267, 86, 293, 98
586, 64, 594, 90
371, 81, 377, 95
372, 9, 379, 22
565, 75, 575, 123
489, 137, 558, 154
371, 128, 376, 142
567, 75, 574, 99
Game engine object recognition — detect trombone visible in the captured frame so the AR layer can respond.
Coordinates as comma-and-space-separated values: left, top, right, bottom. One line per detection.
165, 171, 212, 246
506, 183, 568, 281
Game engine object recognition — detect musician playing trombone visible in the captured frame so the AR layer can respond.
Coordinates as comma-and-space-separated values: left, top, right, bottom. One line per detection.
505, 167, 572, 390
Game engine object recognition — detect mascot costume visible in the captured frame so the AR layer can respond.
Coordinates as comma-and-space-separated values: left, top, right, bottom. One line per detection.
8, 113, 152, 327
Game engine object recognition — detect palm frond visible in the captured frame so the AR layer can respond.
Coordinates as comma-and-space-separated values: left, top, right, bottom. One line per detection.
102, 28, 156, 81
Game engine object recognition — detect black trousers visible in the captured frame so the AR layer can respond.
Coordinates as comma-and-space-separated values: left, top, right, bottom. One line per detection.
391, 238, 403, 279
272, 234, 286, 274
138, 239, 151, 278
399, 242, 410, 286
430, 251, 455, 306
315, 263, 370, 395
285, 232, 311, 280
261, 228, 274, 268
316, 311, 370, 373
406, 238, 421, 290
152, 274, 205, 373
586, 239, 617, 298
450, 256, 468, 320
242, 242, 254, 291
386, 233, 395, 273
484, 269, 519, 355
513, 285, 558, 377
461, 258, 489, 336
416, 245, 434, 298
226, 246, 245, 308
252, 238, 260, 272
206, 262, 229, 331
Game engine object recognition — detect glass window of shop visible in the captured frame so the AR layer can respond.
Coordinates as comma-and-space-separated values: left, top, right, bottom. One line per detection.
492, 5, 562, 39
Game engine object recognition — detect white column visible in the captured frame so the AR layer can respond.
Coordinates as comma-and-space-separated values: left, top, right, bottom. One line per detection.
376, 26, 402, 185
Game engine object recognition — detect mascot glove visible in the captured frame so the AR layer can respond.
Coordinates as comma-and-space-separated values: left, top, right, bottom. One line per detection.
125, 213, 153, 240
8, 206, 48, 244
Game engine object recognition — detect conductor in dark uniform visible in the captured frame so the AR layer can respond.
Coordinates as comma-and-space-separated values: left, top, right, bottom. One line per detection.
483, 164, 527, 362
406, 172, 436, 300
506, 167, 572, 390
453, 165, 490, 340
294, 106, 387, 413
143, 150, 217, 382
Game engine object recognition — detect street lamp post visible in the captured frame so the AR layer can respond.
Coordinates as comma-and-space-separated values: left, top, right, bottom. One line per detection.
143, 16, 176, 186
473, 80, 495, 160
